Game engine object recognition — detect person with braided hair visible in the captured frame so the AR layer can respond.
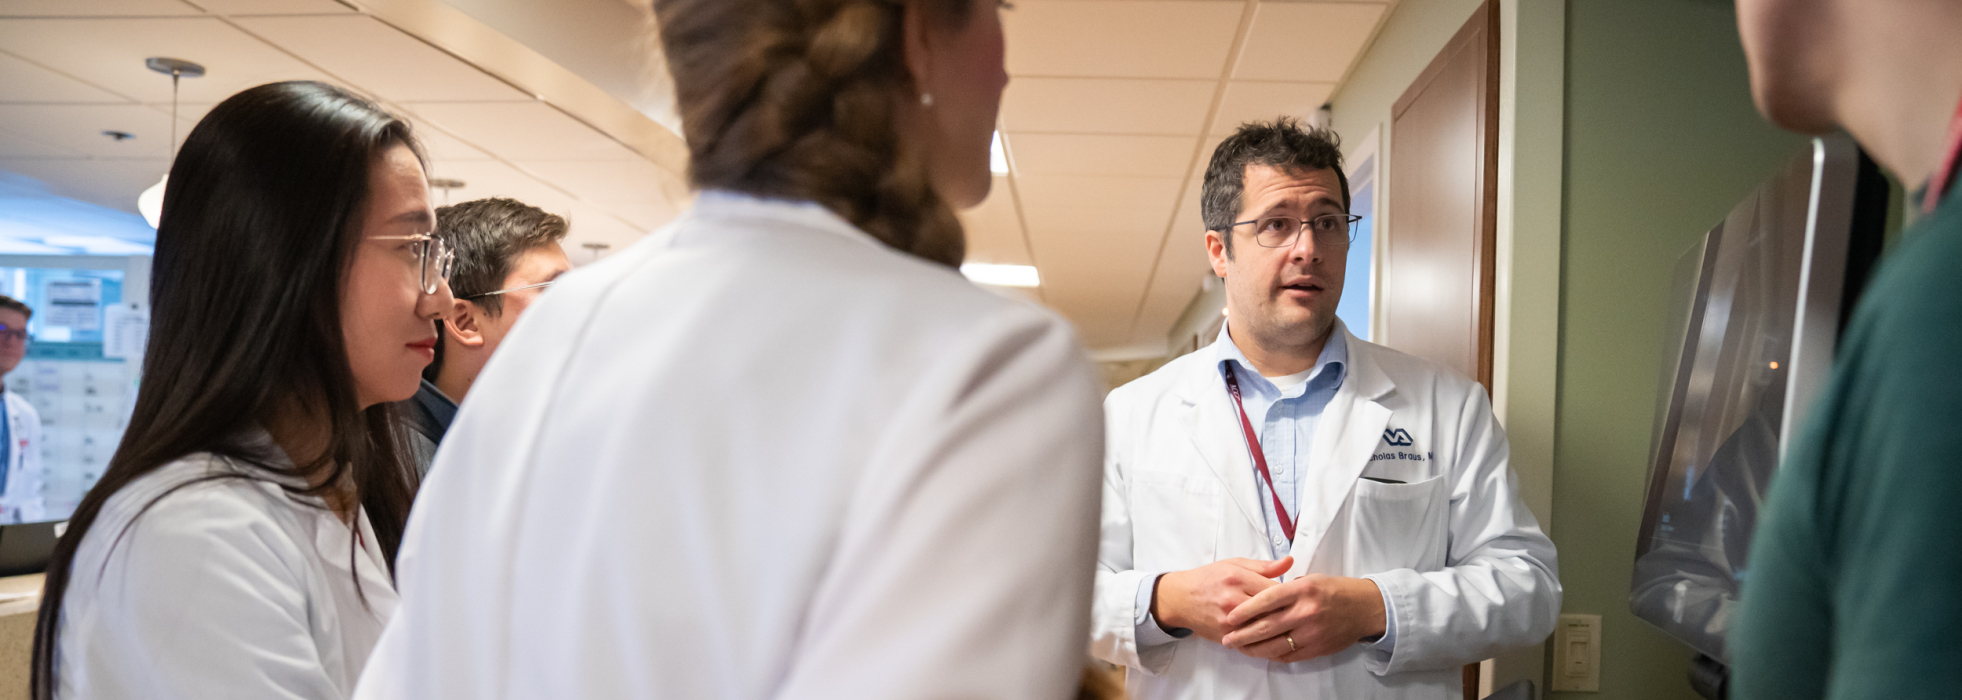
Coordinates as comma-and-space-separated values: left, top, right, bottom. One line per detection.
354, 1, 1107, 699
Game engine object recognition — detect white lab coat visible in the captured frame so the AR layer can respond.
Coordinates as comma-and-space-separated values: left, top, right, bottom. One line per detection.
355, 192, 1106, 700
1091, 325, 1559, 699
56, 448, 397, 700
0, 390, 45, 523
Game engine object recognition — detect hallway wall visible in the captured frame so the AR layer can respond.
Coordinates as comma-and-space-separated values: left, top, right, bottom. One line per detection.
1552, 2, 1806, 699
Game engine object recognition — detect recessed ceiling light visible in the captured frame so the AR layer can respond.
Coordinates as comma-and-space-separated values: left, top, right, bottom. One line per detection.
102, 130, 135, 142
960, 263, 1038, 288
989, 131, 1008, 175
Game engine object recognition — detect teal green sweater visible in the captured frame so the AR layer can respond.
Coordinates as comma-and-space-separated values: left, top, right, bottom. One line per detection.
1731, 187, 1962, 698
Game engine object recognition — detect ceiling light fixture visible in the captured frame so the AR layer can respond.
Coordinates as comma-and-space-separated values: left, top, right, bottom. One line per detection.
429, 178, 467, 205
137, 57, 205, 229
960, 263, 1039, 288
989, 131, 1008, 175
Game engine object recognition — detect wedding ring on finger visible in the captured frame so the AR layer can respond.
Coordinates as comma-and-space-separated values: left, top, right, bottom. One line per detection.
1286, 635, 1298, 652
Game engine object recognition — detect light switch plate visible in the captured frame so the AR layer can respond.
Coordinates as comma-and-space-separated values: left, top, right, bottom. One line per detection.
1550, 614, 1601, 692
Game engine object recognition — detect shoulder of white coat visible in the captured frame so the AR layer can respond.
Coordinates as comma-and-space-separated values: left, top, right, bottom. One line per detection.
1351, 337, 1490, 406
94, 455, 304, 549
1104, 348, 1210, 416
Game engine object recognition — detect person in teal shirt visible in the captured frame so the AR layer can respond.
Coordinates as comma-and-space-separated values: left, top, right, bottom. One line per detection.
1729, 1, 1962, 697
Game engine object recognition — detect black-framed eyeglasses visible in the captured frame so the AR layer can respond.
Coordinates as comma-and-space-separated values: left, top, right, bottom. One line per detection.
371, 234, 455, 295
461, 280, 555, 300
1226, 213, 1364, 249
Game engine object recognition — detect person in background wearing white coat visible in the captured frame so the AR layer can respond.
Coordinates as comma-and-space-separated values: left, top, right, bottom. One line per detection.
1092, 118, 1560, 699
354, 1, 1106, 698
31, 81, 453, 700
0, 295, 45, 524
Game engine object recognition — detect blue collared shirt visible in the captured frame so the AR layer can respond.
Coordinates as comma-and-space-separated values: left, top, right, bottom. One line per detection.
1135, 323, 1399, 653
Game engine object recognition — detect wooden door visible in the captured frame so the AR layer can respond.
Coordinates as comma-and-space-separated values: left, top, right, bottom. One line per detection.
1383, 1, 1499, 389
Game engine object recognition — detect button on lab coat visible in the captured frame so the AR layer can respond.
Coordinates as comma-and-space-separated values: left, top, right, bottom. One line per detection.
355, 192, 1106, 700
1091, 325, 1560, 699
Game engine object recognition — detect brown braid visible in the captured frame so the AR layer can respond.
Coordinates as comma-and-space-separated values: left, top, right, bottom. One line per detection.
653, 0, 971, 268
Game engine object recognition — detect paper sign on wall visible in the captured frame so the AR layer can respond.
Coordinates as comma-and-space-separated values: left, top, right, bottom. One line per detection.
45, 279, 101, 331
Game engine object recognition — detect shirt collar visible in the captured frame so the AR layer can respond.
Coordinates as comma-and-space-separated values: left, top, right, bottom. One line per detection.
1213, 319, 1350, 399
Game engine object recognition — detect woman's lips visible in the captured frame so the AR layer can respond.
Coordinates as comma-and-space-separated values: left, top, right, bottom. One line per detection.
407, 338, 436, 361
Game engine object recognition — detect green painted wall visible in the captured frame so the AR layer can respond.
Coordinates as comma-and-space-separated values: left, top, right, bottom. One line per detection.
1553, 2, 1806, 699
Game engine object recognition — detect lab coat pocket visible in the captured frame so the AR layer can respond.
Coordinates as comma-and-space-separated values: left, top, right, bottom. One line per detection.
1129, 469, 1221, 571
1344, 475, 1449, 575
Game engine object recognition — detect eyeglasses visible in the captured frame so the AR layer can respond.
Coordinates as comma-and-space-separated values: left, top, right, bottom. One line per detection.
0, 326, 24, 344
371, 234, 455, 294
1226, 213, 1364, 249
461, 280, 555, 300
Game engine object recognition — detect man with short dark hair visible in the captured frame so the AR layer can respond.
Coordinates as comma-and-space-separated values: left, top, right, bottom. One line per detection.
399, 197, 571, 474
0, 295, 45, 523
1726, 3, 1962, 698
1090, 118, 1559, 698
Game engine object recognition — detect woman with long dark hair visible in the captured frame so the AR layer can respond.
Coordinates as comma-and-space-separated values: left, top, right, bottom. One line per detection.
354, 1, 1106, 698
31, 80, 453, 699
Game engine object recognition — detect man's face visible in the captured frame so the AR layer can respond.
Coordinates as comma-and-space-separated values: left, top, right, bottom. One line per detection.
1205, 164, 1348, 351
476, 243, 572, 356
0, 309, 26, 376
1736, 0, 1843, 134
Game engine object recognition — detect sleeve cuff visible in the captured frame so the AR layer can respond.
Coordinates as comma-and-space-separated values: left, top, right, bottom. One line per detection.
1135, 573, 1192, 647
1361, 573, 1399, 652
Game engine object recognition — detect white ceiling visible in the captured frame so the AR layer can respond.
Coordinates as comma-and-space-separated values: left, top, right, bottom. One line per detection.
977, 0, 1392, 355
0, 0, 684, 261
0, 0, 1393, 355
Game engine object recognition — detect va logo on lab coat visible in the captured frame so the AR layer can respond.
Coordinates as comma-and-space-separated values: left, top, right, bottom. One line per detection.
1383, 428, 1414, 446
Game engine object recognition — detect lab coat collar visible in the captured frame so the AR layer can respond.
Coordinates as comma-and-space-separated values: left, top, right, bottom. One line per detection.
1172, 320, 1395, 562
1214, 320, 1350, 403
690, 190, 885, 251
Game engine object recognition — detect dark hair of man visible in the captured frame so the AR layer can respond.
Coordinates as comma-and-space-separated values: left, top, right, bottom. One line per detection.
0, 295, 31, 320
421, 198, 567, 383
1200, 116, 1349, 258
31, 81, 424, 700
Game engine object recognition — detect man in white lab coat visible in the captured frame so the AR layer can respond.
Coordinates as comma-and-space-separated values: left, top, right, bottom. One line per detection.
0, 295, 44, 524
1092, 119, 1559, 699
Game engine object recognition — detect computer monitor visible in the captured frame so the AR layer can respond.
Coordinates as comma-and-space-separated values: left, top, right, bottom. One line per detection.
1629, 134, 1889, 663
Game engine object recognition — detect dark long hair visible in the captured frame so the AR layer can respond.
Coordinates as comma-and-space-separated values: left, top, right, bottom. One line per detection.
30, 81, 424, 699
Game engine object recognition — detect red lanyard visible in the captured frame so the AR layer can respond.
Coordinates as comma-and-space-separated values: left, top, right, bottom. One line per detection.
1923, 93, 1962, 215
1223, 366, 1295, 542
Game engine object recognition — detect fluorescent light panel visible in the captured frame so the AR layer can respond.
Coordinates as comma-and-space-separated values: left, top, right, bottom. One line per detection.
961, 263, 1039, 288
989, 131, 1008, 175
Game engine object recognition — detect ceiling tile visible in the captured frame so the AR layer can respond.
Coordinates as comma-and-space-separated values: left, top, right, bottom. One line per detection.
193, 0, 358, 15
406, 101, 638, 161
1210, 80, 1335, 134
563, 202, 647, 258
0, 51, 129, 103
0, 126, 82, 158
1130, 193, 1214, 346
0, 0, 199, 16
0, 157, 167, 214
232, 16, 531, 103
1001, 77, 1215, 135
1232, 2, 1386, 83
0, 18, 336, 104
1017, 174, 1183, 346
517, 157, 675, 203
1005, 1, 1242, 80
410, 121, 494, 164
0, 104, 178, 158
1006, 133, 1196, 179
420, 158, 575, 213
958, 175, 1033, 267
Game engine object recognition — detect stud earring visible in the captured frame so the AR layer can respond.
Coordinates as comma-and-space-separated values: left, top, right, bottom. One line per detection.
920, 92, 934, 107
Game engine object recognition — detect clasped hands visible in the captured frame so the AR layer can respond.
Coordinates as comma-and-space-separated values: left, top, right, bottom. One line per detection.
1151, 556, 1387, 664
